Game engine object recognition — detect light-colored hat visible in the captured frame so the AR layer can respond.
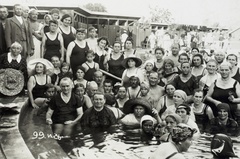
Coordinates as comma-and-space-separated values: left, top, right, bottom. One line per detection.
27, 58, 54, 76
143, 59, 155, 69
140, 115, 154, 127
121, 55, 142, 68
174, 90, 187, 101
0, 68, 24, 96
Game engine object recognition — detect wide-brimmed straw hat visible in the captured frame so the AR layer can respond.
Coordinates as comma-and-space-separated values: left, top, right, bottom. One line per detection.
121, 55, 142, 68
0, 68, 24, 96
123, 98, 152, 115
27, 58, 54, 76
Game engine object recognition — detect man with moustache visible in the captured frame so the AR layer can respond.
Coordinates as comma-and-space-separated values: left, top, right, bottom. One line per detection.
5, 4, 34, 58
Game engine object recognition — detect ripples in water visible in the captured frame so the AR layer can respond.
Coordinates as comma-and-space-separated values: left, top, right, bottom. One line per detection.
58, 126, 240, 159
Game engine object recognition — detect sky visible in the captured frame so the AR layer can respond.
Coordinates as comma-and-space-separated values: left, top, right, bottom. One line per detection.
3, 0, 240, 29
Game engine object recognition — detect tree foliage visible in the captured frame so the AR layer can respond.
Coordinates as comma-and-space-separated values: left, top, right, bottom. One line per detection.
149, 6, 174, 24
83, 3, 107, 12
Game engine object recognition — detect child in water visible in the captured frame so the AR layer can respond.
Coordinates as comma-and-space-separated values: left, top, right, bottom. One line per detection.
140, 115, 156, 144
36, 83, 57, 115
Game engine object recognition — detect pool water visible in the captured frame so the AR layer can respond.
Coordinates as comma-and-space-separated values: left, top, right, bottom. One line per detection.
19, 107, 240, 159
64, 127, 240, 159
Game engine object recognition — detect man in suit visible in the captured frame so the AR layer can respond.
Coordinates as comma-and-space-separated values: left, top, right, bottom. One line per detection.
0, 6, 8, 55
5, 4, 34, 58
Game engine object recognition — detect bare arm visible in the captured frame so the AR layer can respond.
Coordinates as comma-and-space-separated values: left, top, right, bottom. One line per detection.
206, 106, 214, 120
58, 34, 64, 61
46, 107, 54, 124
121, 70, 127, 85
229, 82, 240, 103
73, 107, 83, 123
204, 82, 221, 106
95, 63, 99, 70
27, 76, 38, 108
41, 34, 46, 58
66, 42, 75, 64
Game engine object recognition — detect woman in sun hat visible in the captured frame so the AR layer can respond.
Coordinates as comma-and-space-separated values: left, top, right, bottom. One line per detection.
119, 98, 162, 128
27, 58, 53, 108
211, 133, 238, 159
121, 54, 144, 87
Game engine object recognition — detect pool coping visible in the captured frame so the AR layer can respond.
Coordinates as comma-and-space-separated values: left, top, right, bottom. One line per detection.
0, 96, 34, 159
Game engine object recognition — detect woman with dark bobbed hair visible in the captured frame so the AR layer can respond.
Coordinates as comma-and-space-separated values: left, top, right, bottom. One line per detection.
94, 36, 109, 70
41, 20, 64, 62
123, 38, 136, 58
59, 14, 76, 51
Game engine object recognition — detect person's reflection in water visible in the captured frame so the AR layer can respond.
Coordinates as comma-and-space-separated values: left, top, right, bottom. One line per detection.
80, 92, 117, 145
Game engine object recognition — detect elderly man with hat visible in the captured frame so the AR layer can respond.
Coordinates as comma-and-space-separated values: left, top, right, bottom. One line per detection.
207, 103, 239, 136
119, 98, 162, 128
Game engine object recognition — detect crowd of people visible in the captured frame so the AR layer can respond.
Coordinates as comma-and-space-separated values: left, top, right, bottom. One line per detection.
0, 4, 239, 158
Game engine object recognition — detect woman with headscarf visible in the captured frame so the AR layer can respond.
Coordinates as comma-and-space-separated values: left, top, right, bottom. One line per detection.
150, 123, 196, 159
140, 115, 156, 144
176, 104, 200, 138
161, 90, 191, 120
207, 103, 239, 136
211, 134, 238, 159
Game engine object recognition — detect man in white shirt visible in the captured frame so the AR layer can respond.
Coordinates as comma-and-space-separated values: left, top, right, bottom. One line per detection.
86, 26, 98, 51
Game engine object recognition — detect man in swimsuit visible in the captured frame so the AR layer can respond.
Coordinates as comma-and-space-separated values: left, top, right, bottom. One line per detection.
148, 72, 165, 109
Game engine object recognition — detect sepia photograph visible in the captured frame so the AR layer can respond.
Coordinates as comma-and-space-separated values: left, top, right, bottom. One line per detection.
0, 0, 240, 158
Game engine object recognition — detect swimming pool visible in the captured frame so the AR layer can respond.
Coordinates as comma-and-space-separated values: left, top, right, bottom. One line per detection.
19, 103, 240, 159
